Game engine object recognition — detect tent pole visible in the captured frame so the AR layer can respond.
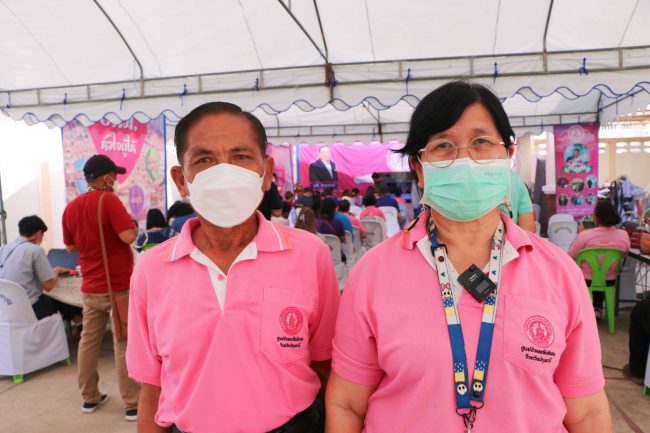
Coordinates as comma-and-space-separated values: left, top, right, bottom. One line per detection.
0, 169, 7, 245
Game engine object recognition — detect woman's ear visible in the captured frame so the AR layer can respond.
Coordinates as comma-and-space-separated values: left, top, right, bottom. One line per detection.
409, 155, 423, 189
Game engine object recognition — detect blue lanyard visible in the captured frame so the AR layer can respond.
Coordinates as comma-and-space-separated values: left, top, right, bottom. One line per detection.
429, 219, 505, 431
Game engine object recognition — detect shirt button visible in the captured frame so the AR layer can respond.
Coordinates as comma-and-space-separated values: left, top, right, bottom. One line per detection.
217, 274, 225, 282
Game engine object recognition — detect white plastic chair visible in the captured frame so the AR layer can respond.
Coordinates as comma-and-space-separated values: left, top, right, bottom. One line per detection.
342, 231, 354, 267
548, 213, 574, 225
349, 205, 363, 219
0, 279, 70, 383
361, 217, 387, 249
548, 220, 578, 252
378, 206, 401, 237
319, 234, 347, 290
535, 221, 541, 235
351, 226, 364, 264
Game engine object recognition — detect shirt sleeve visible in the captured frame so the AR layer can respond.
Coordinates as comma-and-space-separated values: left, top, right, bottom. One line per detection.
308, 242, 341, 361
566, 232, 587, 259
553, 271, 605, 397
104, 193, 136, 235
33, 248, 55, 282
126, 261, 162, 386
515, 175, 534, 215
331, 275, 384, 385
62, 207, 74, 246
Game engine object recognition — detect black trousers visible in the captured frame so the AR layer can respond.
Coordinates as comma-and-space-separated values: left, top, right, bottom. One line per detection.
629, 300, 650, 379
171, 397, 324, 433
32, 293, 82, 322
585, 279, 616, 309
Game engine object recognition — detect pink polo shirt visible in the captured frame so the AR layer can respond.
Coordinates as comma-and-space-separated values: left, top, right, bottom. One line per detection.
359, 206, 385, 220
332, 212, 604, 433
567, 226, 630, 280
127, 212, 339, 433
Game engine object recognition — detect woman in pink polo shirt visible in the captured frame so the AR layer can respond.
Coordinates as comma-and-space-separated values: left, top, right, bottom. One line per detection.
326, 81, 612, 433
567, 200, 630, 311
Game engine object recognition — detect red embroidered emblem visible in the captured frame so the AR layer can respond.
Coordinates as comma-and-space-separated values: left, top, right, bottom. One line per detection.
279, 307, 304, 336
524, 316, 554, 348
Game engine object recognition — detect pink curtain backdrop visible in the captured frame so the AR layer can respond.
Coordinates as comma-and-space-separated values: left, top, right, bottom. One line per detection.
298, 141, 409, 192
267, 144, 294, 196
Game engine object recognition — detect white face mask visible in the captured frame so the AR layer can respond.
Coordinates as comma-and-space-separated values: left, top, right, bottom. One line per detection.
185, 163, 265, 228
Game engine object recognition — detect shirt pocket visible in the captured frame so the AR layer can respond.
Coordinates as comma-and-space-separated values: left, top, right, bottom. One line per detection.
502, 294, 566, 376
260, 286, 313, 363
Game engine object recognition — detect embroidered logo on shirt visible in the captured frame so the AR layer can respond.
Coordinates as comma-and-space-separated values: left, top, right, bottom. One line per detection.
524, 315, 554, 348
279, 307, 304, 336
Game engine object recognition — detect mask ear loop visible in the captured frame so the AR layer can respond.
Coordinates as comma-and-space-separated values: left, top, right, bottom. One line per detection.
504, 147, 513, 219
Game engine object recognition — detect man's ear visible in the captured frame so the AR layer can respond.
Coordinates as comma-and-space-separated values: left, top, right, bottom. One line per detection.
170, 166, 189, 198
263, 157, 275, 192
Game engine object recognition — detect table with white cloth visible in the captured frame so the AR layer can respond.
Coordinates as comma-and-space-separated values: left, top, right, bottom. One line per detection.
46, 276, 83, 308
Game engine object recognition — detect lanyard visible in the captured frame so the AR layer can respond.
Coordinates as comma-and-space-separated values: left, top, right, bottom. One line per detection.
429, 219, 505, 432
0, 240, 29, 269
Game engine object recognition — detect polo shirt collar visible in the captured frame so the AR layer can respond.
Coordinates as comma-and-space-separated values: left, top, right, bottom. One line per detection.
165, 211, 291, 262
401, 210, 533, 253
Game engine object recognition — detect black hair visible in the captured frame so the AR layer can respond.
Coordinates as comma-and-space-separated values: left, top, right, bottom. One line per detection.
371, 172, 381, 180
323, 187, 334, 197
320, 198, 338, 221
338, 200, 351, 212
398, 81, 514, 160
363, 195, 377, 207
594, 200, 621, 227
167, 201, 194, 220
351, 188, 360, 196
146, 208, 167, 230
281, 201, 292, 214
174, 101, 267, 164
18, 215, 47, 237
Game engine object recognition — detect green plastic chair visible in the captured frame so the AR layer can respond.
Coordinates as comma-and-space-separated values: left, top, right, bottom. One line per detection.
575, 248, 625, 334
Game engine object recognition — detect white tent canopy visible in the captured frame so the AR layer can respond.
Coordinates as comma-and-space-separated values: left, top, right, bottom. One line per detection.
2, 0, 650, 142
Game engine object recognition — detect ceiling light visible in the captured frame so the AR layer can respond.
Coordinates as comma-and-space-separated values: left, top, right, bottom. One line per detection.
630, 148, 642, 153
630, 141, 641, 147
537, 150, 547, 156
644, 141, 650, 147
598, 142, 607, 148
537, 143, 547, 149
644, 148, 650, 154
616, 142, 628, 148
598, 149, 606, 154
616, 148, 628, 154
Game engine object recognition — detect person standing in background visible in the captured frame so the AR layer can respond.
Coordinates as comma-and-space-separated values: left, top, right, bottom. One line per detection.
62, 154, 140, 421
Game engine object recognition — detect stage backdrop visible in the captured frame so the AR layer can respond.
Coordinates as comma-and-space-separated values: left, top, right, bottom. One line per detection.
62, 116, 166, 227
267, 144, 294, 197
553, 122, 599, 218
298, 142, 409, 192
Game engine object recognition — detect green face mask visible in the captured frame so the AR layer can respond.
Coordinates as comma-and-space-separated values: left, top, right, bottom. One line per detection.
421, 157, 510, 222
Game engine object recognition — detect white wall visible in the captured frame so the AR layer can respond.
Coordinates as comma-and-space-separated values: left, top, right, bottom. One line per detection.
0, 114, 66, 249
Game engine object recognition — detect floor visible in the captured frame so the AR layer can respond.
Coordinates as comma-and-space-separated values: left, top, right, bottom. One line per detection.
1, 310, 648, 433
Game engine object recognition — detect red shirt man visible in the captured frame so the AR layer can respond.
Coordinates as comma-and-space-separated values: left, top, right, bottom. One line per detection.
62, 154, 140, 421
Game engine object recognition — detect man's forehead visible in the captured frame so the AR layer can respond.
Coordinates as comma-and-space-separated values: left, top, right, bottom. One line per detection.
186, 114, 257, 145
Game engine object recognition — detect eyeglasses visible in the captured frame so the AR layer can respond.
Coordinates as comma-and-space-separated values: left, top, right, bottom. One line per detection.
418, 136, 506, 168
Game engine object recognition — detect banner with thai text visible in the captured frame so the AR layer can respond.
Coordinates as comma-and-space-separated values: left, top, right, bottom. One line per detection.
267, 144, 293, 197
298, 142, 410, 193
553, 122, 599, 218
62, 116, 166, 227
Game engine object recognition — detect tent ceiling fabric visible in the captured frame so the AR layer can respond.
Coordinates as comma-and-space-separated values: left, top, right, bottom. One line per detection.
1, 0, 650, 141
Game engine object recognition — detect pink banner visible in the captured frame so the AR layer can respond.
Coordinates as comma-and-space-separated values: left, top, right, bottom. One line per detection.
62, 116, 166, 227
553, 122, 599, 218
298, 142, 409, 192
267, 144, 294, 197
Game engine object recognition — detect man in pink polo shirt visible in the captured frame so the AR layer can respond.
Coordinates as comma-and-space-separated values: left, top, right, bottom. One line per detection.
127, 102, 339, 433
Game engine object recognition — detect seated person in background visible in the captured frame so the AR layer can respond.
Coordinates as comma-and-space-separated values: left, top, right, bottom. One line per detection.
501, 172, 535, 232
136, 209, 172, 252
295, 186, 314, 208
625, 299, 650, 384
294, 207, 318, 235
258, 180, 283, 220
376, 186, 400, 211
567, 200, 630, 310
317, 198, 345, 243
271, 201, 292, 226
360, 194, 386, 220
334, 202, 353, 240
338, 200, 366, 240
284, 190, 295, 207
167, 200, 196, 234
350, 187, 362, 206
0, 215, 82, 323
